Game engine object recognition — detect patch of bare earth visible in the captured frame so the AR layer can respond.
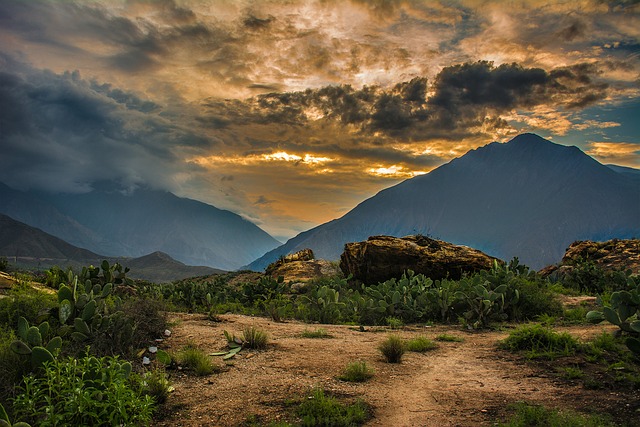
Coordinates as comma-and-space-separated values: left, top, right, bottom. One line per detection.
153, 314, 638, 426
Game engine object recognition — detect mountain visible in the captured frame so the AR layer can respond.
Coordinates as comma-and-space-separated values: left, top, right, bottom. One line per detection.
0, 214, 101, 261
0, 214, 223, 281
247, 134, 640, 271
0, 184, 280, 270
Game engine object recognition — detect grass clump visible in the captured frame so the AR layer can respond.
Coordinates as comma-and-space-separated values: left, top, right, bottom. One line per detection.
296, 388, 369, 427
385, 316, 403, 329
435, 334, 464, 342
406, 336, 437, 353
499, 324, 579, 359
177, 345, 218, 376
379, 335, 405, 363
301, 328, 332, 339
499, 402, 617, 427
243, 326, 269, 349
338, 361, 374, 382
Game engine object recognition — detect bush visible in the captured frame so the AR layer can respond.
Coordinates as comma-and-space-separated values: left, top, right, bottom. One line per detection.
296, 388, 369, 426
176, 345, 217, 376
338, 361, 374, 382
406, 336, 437, 352
499, 324, 579, 359
300, 328, 332, 339
243, 326, 269, 349
0, 286, 57, 330
435, 334, 464, 342
140, 368, 172, 404
500, 401, 616, 426
12, 354, 154, 426
379, 335, 405, 363
0, 327, 29, 419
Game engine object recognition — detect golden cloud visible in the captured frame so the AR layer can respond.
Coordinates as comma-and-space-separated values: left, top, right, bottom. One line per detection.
586, 142, 640, 167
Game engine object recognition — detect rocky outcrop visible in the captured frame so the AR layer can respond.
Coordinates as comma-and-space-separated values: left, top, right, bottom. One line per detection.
539, 239, 640, 277
340, 235, 501, 284
265, 249, 338, 286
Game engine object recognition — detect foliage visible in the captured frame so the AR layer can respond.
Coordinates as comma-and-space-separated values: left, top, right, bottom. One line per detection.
0, 402, 31, 427
12, 354, 154, 427
406, 336, 437, 352
499, 324, 579, 359
379, 335, 405, 363
385, 317, 403, 329
242, 326, 269, 350
586, 275, 640, 355
138, 368, 172, 404
338, 361, 374, 382
176, 345, 217, 376
43, 266, 67, 289
499, 402, 617, 427
435, 334, 464, 342
563, 258, 633, 294
0, 286, 57, 330
0, 257, 8, 272
295, 388, 369, 427
0, 328, 29, 421
300, 328, 332, 339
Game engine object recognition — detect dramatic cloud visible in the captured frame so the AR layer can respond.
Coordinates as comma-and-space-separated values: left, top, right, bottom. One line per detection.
0, 0, 638, 239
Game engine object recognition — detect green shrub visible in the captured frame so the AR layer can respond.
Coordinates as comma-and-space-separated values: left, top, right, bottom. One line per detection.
499, 401, 616, 426
338, 361, 374, 382
379, 335, 405, 363
12, 354, 154, 426
406, 336, 437, 352
176, 346, 217, 376
300, 328, 332, 338
0, 287, 56, 330
385, 317, 403, 329
499, 324, 579, 359
0, 257, 8, 272
435, 334, 464, 342
296, 388, 369, 427
140, 368, 172, 404
243, 326, 269, 349
0, 327, 29, 420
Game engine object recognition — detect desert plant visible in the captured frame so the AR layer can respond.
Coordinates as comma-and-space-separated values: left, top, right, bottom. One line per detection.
9, 316, 61, 370
385, 316, 403, 329
12, 354, 154, 426
300, 328, 332, 339
499, 324, 579, 359
296, 388, 369, 427
435, 334, 464, 342
338, 361, 374, 382
499, 401, 616, 427
379, 335, 405, 363
243, 326, 269, 349
176, 346, 217, 376
140, 368, 172, 404
406, 336, 437, 352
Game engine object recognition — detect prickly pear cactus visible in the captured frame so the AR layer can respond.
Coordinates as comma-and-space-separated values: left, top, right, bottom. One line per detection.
10, 317, 61, 369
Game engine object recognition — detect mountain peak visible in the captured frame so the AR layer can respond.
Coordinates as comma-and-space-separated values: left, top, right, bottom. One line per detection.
508, 133, 550, 145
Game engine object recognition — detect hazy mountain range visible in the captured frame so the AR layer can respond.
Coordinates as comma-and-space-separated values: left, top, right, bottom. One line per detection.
0, 214, 223, 282
247, 133, 640, 271
0, 184, 280, 270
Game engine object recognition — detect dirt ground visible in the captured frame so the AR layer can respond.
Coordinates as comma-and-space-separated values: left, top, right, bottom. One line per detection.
151, 313, 639, 427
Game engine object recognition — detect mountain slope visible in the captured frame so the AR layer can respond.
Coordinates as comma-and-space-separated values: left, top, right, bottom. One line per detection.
124, 251, 224, 283
0, 184, 280, 270
248, 134, 640, 270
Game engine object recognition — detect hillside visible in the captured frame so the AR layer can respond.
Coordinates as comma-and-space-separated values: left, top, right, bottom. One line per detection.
0, 184, 280, 270
248, 134, 640, 270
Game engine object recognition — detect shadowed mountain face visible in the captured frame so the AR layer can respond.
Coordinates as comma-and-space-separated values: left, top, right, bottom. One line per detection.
247, 134, 640, 271
0, 184, 279, 270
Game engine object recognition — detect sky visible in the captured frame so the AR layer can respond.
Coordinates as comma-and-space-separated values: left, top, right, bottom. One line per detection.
0, 0, 638, 241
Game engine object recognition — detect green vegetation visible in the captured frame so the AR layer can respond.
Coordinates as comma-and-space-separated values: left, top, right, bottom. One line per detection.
406, 336, 437, 352
379, 335, 405, 363
296, 388, 369, 427
499, 402, 617, 427
12, 354, 154, 427
300, 328, 332, 339
435, 334, 464, 342
176, 345, 218, 376
499, 324, 579, 359
242, 326, 269, 350
338, 361, 374, 382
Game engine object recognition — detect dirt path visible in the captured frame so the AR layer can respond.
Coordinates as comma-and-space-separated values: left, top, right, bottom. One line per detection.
153, 313, 627, 426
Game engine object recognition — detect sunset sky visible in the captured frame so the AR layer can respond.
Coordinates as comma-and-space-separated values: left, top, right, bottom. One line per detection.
1, 0, 638, 240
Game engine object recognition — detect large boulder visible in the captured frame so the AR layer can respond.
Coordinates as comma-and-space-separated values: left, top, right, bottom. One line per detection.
539, 239, 640, 278
265, 249, 338, 285
340, 235, 501, 284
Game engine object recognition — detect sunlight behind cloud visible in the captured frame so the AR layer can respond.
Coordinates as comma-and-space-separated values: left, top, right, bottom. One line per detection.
586, 142, 640, 167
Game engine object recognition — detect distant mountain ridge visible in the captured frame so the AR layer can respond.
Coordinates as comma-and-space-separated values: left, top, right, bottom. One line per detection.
0, 214, 223, 282
247, 134, 640, 271
0, 184, 280, 270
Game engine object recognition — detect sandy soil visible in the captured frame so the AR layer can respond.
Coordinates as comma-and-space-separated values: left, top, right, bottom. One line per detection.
153, 313, 638, 427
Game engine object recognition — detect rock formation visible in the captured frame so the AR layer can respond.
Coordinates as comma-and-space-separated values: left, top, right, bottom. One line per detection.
265, 249, 338, 287
539, 239, 640, 278
340, 235, 501, 284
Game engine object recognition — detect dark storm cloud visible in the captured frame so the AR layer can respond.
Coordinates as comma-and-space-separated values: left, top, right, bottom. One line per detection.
199, 61, 608, 142
0, 56, 203, 193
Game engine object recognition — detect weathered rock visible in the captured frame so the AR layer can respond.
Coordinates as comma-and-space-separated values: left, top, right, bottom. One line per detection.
340, 235, 501, 284
539, 239, 640, 277
265, 249, 338, 286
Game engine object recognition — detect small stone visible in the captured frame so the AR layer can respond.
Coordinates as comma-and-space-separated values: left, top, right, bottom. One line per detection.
164, 329, 172, 337
148, 346, 158, 353
142, 356, 151, 365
